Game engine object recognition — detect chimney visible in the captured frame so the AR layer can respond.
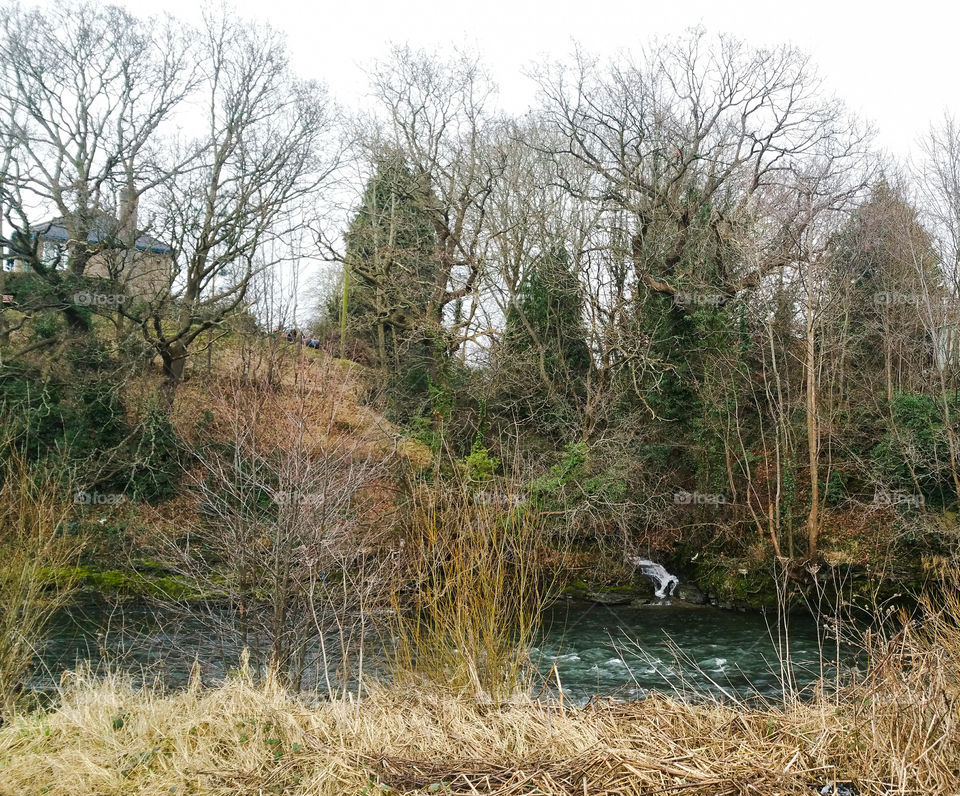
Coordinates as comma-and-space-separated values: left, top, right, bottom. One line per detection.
119, 181, 138, 248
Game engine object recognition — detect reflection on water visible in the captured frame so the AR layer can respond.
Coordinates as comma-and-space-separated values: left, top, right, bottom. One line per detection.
32, 601, 388, 696
33, 598, 839, 704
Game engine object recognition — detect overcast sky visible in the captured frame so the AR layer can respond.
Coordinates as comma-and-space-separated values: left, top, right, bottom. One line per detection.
107, 0, 959, 163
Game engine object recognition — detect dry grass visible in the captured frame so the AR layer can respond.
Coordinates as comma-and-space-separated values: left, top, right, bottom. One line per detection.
0, 451, 82, 716
122, 339, 428, 569
1, 605, 958, 796
171, 340, 431, 468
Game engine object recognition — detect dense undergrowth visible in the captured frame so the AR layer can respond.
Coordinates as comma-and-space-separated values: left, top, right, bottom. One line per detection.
1, 323, 958, 795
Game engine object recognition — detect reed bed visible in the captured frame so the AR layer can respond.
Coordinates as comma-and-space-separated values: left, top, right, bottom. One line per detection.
0, 621, 956, 796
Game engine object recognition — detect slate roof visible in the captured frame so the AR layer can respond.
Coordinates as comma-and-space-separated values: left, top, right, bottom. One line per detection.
34, 215, 171, 254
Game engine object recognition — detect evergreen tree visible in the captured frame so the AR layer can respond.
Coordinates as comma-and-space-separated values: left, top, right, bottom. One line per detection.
497, 246, 591, 434
620, 187, 753, 497
823, 181, 950, 505
340, 154, 442, 415
825, 180, 943, 403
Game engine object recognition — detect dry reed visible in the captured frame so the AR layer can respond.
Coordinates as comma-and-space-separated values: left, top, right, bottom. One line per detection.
1, 589, 958, 796
0, 449, 82, 716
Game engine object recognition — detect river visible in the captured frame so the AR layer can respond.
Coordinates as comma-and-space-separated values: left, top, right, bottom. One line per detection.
32, 597, 837, 705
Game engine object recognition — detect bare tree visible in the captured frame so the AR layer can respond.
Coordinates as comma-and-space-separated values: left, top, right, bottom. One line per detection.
0, 1, 195, 331
160, 363, 395, 691
531, 31, 864, 374
367, 47, 505, 362
122, 13, 340, 396
921, 115, 960, 293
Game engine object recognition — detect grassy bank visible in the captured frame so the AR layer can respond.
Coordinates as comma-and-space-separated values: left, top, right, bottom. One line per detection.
1, 615, 957, 796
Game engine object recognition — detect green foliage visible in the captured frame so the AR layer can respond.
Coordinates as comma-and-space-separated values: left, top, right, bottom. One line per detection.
3, 271, 63, 316
823, 469, 852, 506
409, 414, 443, 455
690, 554, 777, 608
636, 443, 674, 468
504, 247, 590, 383
461, 435, 500, 483
495, 247, 590, 435
122, 404, 183, 502
0, 355, 125, 473
31, 313, 61, 339
871, 391, 957, 508
526, 441, 627, 538
528, 442, 584, 513
338, 153, 445, 420
0, 339, 182, 502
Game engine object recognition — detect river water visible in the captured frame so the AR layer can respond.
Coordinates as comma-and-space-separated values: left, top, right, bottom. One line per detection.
537, 600, 833, 702
33, 598, 835, 704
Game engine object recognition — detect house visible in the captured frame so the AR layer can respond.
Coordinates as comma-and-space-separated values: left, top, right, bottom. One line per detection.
4, 189, 172, 300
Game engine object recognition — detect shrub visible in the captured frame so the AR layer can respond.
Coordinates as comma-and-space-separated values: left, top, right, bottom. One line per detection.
391, 470, 555, 701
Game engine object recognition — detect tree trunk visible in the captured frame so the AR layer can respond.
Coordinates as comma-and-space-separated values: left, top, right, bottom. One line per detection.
161, 341, 188, 404
804, 292, 820, 563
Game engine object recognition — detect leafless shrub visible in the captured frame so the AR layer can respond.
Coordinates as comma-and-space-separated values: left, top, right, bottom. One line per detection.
156, 364, 397, 694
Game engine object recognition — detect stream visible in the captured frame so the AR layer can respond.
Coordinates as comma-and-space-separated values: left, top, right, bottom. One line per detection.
537, 600, 834, 702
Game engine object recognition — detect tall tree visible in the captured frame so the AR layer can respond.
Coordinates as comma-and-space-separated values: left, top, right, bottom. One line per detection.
497, 245, 590, 433
369, 47, 504, 363
341, 153, 439, 386
123, 12, 338, 397
0, 1, 194, 334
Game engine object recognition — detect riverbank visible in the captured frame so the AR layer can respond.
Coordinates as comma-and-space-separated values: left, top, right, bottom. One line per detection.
52, 550, 937, 614
1, 636, 955, 796
560, 549, 941, 612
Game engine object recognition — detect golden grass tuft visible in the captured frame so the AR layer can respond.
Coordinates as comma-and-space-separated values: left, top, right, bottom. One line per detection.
389, 476, 554, 704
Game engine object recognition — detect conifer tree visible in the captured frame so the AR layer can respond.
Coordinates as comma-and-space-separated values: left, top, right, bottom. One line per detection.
498, 246, 590, 433
340, 154, 442, 413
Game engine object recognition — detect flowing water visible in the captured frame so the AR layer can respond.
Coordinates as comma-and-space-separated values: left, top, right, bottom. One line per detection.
32, 597, 835, 704
537, 600, 832, 703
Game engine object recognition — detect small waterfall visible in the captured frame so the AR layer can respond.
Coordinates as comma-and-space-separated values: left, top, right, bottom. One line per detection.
628, 557, 679, 599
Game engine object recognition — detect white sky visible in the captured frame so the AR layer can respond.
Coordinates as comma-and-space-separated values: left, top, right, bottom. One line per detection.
100, 0, 958, 326
110, 0, 960, 163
